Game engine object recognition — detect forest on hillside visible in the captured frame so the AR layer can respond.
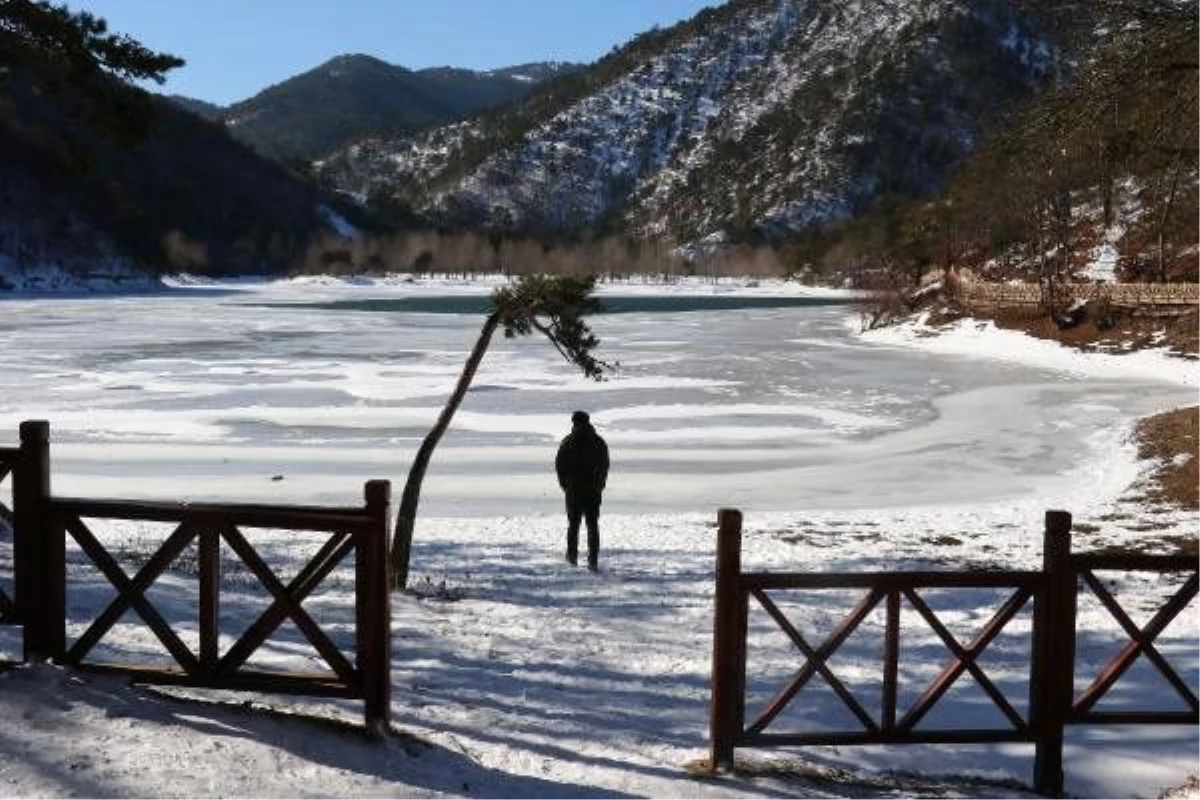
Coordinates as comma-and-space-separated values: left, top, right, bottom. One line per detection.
0, 0, 1195, 287
0, 1, 327, 278
782, 0, 1198, 289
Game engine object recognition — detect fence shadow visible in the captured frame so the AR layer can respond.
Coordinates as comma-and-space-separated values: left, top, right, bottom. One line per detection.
0, 661, 631, 798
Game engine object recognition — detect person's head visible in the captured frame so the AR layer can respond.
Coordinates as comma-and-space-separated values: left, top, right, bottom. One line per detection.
571, 410, 590, 428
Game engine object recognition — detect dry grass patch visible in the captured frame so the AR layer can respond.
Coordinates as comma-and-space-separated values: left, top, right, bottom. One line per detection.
1134, 405, 1199, 512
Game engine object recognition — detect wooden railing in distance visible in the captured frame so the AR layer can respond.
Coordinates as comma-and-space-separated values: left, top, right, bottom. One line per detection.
46, 481, 393, 731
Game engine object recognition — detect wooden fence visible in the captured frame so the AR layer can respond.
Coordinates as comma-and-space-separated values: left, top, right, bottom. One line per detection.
4, 420, 392, 730
0, 439, 19, 628
709, 508, 1198, 796
954, 280, 1199, 311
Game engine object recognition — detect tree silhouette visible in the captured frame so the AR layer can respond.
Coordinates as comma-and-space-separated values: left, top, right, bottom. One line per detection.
0, 0, 183, 81
1, 1, 183, 144
390, 273, 610, 589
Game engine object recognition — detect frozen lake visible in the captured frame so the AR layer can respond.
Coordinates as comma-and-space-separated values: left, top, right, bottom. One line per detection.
0, 280, 1192, 517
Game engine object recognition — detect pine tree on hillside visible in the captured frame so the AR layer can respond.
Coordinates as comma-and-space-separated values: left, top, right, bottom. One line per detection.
0, 0, 181, 81
1, 1, 182, 143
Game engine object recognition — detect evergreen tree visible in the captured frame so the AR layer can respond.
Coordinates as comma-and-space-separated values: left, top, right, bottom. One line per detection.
0, 0, 182, 81
1, 1, 183, 144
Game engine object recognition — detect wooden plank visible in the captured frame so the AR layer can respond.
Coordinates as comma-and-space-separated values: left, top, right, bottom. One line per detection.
741, 571, 1042, 591
358, 479, 392, 729
744, 729, 1036, 747
75, 662, 358, 697
218, 524, 357, 687
198, 526, 220, 671
63, 515, 199, 673
882, 589, 900, 732
1069, 710, 1199, 725
709, 508, 743, 770
14, 420, 51, 655
746, 586, 882, 736
1073, 571, 1199, 716
218, 525, 352, 675
897, 586, 1032, 734
1073, 553, 1198, 572
51, 496, 372, 532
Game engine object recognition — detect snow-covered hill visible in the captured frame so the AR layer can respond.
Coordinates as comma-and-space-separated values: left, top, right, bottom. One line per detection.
323, 0, 1068, 244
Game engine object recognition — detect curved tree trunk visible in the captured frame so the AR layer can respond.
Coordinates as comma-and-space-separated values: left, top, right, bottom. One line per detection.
391, 311, 502, 589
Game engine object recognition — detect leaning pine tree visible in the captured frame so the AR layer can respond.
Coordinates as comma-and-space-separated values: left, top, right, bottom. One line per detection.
390, 274, 611, 590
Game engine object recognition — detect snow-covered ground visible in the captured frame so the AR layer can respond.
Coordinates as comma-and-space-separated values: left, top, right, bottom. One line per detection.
0, 276, 1194, 798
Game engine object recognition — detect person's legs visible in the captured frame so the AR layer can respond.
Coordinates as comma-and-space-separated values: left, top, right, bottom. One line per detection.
565, 494, 582, 565
582, 493, 601, 571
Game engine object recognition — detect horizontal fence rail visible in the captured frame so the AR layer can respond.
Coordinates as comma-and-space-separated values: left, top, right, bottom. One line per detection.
3, 420, 392, 730
709, 508, 1199, 796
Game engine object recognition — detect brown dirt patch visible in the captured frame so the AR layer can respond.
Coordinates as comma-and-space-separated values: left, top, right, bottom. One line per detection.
1134, 405, 1199, 511
913, 282, 1198, 356
989, 306, 1198, 356
1160, 773, 1199, 799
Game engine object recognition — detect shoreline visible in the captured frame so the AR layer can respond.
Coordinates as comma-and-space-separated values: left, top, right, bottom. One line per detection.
0, 270, 864, 299
858, 306, 1197, 511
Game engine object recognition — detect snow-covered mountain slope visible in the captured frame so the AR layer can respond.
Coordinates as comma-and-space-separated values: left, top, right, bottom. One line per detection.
322, 0, 1068, 243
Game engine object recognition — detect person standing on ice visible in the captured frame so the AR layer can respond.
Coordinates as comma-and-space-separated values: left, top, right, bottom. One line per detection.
555, 410, 609, 571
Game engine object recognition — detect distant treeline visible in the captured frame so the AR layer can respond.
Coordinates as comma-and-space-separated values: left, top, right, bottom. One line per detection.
296, 230, 789, 281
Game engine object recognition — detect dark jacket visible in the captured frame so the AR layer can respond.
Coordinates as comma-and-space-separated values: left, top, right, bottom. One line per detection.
556, 423, 609, 494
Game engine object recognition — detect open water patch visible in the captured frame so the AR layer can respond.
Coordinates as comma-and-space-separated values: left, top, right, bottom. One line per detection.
243, 294, 858, 315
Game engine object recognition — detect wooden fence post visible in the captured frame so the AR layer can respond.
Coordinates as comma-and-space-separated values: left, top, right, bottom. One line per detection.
198, 524, 221, 673
359, 479, 392, 733
1033, 509, 1074, 797
710, 507, 744, 771
13, 420, 51, 660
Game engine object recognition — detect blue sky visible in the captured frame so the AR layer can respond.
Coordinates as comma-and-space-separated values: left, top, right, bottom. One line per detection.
73, 1, 719, 105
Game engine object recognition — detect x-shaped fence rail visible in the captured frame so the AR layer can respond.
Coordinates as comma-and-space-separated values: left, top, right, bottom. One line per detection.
44, 491, 392, 727
1070, 554, 1198, 725
740, 574, 1041, 746
1, 421, 394, 729
709, 509, 1199, 796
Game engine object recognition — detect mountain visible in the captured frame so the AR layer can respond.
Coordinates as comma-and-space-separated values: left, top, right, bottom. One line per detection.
320, 0, 1078, 243
166, 95, 224, 121
486, 62, 579, 84
219, 55, 579, 162
0, 54, 334, 283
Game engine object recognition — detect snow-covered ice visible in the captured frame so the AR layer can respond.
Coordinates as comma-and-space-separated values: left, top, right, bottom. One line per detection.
0, 276, 1194, 798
